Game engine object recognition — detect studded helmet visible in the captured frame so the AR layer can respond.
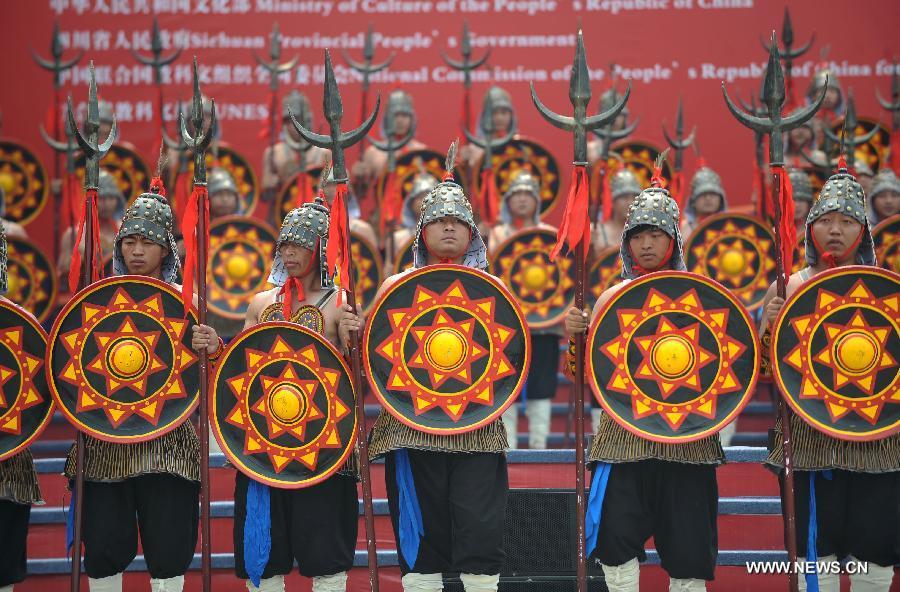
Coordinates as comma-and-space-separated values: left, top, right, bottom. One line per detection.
620, 170, 686, 280
867, 169, 900, 225
609, 168, 642, 201
805, 165, 875, 266
413, 143, 488, 270
685, 164, 727, 225
382, 89, 416, 139
282, 90, 312, 126
113, 191, 180, 283
789, 168, 814, 203
478, 86, 517, 138
207, 168, 244, 215
98, 169, 126, 218
401, 172, 438, 230
500, 169, 541, 226
268, 198, 332, 289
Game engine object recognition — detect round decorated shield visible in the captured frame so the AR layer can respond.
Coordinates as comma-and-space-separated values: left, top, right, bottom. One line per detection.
587, 271, 759, 442
586, 246, 623, 310
376, 149, 467, 208
351, 231, 383, 314
275, 166, 326, 225
75, 144, 150, 206
772, 266, 899, 441
479, 137, 561, 217
873, 214, 900, 274
490, 228, 574, 328
0, 140, 49, 225
391, 235, 416, 276
364, 265, 530, 434
831, 116, 889, 174
212, 322, 357, 488
684, 213, 777, 311
47, 276, 200, 443
601, 140, 674, 188
5, 236, 57, 323
0, 300, 53, 461
208, 216, 276, 320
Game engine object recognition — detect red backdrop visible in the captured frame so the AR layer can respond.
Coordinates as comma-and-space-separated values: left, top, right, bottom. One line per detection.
2, 0, 899, 255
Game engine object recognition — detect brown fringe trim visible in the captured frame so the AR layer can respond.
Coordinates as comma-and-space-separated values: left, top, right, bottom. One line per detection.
338, 448, 360, 480
0, 450, 43, 505
766, 413, 900, 473
588, 414, 725, 465
64, 421, 201, 483
367, 411, 508, 460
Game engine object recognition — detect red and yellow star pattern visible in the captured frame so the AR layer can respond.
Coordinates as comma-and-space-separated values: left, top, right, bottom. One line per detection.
57, 288, 197, 428
0, 325, 45, 436
209, 221, 274, 315
783, 280, 898, 425
598, 287, 748, 431
376, 279, 517, 421
224, 336, 351, 474
495, 231, 574, 324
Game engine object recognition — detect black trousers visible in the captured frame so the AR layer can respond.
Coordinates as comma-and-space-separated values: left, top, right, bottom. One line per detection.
385, 449, 508, 575
81, 473, 199, 579
233, 471, 358, 579
525, 334, 561, 400
0, 500, 30, 586
784, 469, 900, 567
590, 460, 719, 581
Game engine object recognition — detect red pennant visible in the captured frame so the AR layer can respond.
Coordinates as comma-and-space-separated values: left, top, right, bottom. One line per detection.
180, 184, 209, 316
599, 161, 612, 222
259, 90, 278, 141
68, 188, 103, 293
172, 172, 191, 226
379, 172, 402, 236
326, 184, 350, 306
280, 276, 305, 321
773, 165, 796, 277
550, 166, 591, 262
478, 169, 498, 224
149, 176, 167, 197
890, 131, 900, 176
669, 171, 685, 210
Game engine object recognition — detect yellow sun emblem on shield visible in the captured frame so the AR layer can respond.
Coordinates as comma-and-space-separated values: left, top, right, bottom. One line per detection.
209, 222, 274, 315
496, 232, 574, 323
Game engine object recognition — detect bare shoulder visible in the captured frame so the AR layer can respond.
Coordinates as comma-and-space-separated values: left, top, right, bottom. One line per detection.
592, 280, 630, 321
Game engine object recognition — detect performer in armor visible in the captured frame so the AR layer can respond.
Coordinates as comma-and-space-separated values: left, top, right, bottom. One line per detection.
854, 159, 875, 196
0, 226, 42, 592
353, 89, 426, 193
98, 100, 118, 145
807, 63, 843, 140
785, 120, 824, 168
260, 90, 329, 197
681, 163, 728, 238
191, 198, 359, 592
63, 191, 199, 592
789, 168, 815, 237
586, 86, 630, 167
57, 169, 124, 284
565, 180, 722, 592
0, 188, 27, 240
459, 86, 517, 170
869, 168, 900, 224
386, 171, 437, 269
592, 167, 641, 252
367, 159, 508, 592
762, 165, 898, 592
208, 167, 244, 220
489, 170, 559, 450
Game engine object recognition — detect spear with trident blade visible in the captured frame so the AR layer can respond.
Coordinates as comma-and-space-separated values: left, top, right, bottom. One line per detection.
589, 65, 638, 224
819, 90, 879, 173
760, 7, 815, 111
255, 23, 299, 205
876, 60, 900, 174
31, 19, 84, 260
287, 49, 383, 592
723, 31, 827, 592
530, 29, 629, 592
662, 97, 696, 210
178, 57, 217, 592
64, 61, 117, 592
441, 21, 491, 141
342, 25, 395, 159
131, 15, 181, 153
